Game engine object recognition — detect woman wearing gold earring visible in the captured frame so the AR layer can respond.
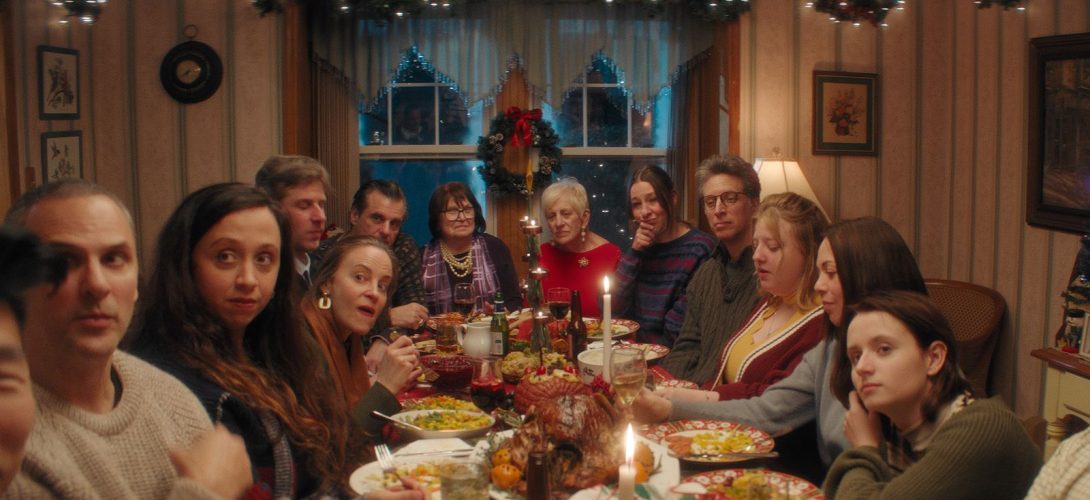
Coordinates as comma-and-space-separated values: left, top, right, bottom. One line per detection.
301, 234, 422, 439
539, 178, 621, 318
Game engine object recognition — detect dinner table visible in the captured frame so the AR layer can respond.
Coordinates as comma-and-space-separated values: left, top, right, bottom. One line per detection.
359, 316, 826, 499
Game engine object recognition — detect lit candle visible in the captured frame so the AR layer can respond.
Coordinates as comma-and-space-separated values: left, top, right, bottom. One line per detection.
523, 219, 542, 236
617, 423, 636, 500
602, 276, 612, 382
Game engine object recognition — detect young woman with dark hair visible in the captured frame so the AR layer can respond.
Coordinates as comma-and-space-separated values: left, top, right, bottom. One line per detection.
824, 291, 1040, 499
420, 182, 521, 314
634, 217, 927, 469
615, 165, 716, 346
131, 183, 362, 497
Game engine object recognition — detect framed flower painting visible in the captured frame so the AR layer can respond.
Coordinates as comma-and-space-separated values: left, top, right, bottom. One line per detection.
40, 131, 82, 182
812, 71, 879, 156
38, 46, 79, 120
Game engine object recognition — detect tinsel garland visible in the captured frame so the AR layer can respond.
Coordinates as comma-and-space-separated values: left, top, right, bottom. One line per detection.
253, 0, 750, 23
476, 108, 562, 197
806, 0, 904, 26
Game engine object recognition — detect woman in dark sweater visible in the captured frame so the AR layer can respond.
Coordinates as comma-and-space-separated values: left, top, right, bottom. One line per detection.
131, 183, 363, 498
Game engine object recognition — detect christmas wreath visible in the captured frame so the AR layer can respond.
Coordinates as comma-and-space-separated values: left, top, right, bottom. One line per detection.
476, 107, 562, 196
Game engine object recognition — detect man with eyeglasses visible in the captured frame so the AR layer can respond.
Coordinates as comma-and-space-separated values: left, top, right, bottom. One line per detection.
658, 155, 762, 384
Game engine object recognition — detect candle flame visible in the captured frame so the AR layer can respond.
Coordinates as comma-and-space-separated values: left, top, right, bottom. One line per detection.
530, 219, 537, 226
603, 276, 611, 293
624, 423, 635, 463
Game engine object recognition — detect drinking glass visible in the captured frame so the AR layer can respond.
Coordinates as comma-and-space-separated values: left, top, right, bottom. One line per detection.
610, 347, 647, 420
547, 287, 571, 328
453, 283, 474, 319
439, 459, 489, 500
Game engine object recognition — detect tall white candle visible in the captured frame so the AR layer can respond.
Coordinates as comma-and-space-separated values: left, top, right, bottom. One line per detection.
602, 276, 612, 382
617, 423, 636, 500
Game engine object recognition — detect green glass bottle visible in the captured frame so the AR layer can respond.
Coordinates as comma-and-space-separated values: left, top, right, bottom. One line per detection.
490, 291, 511, 356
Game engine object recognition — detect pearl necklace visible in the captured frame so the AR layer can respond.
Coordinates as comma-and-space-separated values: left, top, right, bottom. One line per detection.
440, 241, 473, 278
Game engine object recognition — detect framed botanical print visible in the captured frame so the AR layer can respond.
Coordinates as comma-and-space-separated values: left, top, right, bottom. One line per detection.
41, 131, 82, 182
38, 45, 79, 120
812, 71, 879, 156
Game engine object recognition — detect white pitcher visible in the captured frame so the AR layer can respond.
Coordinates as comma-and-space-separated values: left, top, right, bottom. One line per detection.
458, 321, 493, 358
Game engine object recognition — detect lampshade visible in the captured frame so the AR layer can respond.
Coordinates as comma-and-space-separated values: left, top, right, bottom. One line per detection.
752, 157, 829, 220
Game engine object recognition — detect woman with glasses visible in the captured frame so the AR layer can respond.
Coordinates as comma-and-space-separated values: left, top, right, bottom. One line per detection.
538, 178, 621, 318
615, 165, 717, 347
421, 182, 521, 315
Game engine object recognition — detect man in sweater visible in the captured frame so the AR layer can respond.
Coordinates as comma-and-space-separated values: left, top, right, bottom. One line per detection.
658, 155, 761, 384
3, 180, 251, 499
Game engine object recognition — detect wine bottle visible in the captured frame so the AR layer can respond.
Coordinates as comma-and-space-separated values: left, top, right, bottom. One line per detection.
567, 289, 587, 362
490, 291, 511, 356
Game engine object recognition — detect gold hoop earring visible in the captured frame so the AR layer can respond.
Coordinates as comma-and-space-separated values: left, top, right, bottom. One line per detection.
318, 291, 332, 310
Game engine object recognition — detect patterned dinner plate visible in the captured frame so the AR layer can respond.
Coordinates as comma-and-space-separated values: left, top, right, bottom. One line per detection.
654, 378, 698, 390
674, 468, 824, 499
585, 318, 639, 339
640, 420, 774, 464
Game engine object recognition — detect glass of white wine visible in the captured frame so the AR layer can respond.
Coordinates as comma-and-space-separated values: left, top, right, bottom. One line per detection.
610, 347, 647, 420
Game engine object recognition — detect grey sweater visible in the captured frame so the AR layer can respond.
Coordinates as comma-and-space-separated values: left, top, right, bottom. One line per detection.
670, 338, 848, 466
659, 245, 759, 385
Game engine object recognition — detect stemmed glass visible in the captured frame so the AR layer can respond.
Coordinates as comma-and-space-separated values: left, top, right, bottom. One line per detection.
547, 287, 571, 331
610, 347, 647, 421
453, 283, 475, 318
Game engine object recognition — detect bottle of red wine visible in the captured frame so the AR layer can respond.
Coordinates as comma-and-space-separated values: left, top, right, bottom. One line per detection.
567, 289, 587, 363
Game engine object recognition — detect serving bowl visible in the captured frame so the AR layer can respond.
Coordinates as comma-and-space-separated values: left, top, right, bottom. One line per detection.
391, 409, 495, 439
421, 354, 475, 392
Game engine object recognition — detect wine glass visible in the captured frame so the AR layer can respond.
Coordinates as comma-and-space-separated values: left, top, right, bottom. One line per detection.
547, 287, 571, 330
453, 283, 474, 319
610, 347, 647, 420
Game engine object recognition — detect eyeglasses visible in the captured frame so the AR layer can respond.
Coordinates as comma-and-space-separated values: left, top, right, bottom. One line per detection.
703, 191, 748, 210
442, 207, 475, 221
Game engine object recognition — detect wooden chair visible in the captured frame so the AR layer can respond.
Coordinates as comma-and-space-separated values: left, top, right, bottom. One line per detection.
925, 279, 1006, 397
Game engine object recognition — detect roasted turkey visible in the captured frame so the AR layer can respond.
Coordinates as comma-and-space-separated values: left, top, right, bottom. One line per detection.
498, 393, 622, 495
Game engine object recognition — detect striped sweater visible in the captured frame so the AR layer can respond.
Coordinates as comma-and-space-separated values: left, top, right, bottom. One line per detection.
613, 228, 716, 347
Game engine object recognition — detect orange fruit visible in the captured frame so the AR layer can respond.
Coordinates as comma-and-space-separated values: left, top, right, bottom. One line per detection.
492, 448, 512, 466
491, 463, 521, 489
634, 442, 654, 471
633, 461, 650, 484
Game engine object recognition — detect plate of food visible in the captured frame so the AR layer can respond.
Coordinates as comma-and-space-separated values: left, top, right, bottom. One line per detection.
641, 420, 774, 464
654, 378, 699, 390
390, 409, 494, 440
349, 456, 443, 498
585, 318, 637, 340
673, 468, 824, 499
400, 395, 482, 413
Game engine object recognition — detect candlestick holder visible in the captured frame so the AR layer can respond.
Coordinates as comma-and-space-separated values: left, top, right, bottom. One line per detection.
521, 218, 551, 355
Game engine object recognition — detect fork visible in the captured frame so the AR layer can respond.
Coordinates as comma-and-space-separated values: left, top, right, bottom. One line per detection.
374, 444, 405, 486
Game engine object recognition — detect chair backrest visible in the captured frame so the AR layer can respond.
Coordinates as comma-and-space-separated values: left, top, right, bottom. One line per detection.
924, 279, 1006, 397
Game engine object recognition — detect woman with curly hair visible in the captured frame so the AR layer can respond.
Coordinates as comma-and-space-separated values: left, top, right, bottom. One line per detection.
131, 183, 362, 498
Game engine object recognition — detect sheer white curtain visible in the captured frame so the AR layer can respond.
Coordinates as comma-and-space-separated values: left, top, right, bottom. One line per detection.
311, 0, 714, 109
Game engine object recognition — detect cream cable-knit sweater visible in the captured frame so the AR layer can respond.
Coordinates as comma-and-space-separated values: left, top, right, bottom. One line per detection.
4, 351, 220, 500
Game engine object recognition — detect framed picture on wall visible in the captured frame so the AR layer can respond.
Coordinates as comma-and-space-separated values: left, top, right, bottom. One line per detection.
1027, 33, 1090, 234
40, 131, 82, 182
812, 71, 879, 156
37, 45, 79, 120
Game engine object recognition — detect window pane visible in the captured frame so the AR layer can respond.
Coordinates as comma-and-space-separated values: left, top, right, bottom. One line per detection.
361, 93, 389, 145
438, 88, 482, 145
556, 88, 584, 147
360, 159, 488, 245
391, 87, 436, 145
587, 58, 621, 85
586, 86, 628, 147
559, 158, 667, 248
397, 57, 436, 83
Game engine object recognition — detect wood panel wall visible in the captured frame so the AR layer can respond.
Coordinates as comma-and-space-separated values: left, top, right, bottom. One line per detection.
739, 0, 1090, 416
7, 0, 281, 258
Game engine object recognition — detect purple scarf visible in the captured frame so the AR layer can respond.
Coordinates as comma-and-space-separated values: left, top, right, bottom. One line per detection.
422, 234, 501, 313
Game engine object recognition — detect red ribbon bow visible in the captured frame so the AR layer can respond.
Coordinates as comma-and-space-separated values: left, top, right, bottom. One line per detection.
505, 106, 542, 148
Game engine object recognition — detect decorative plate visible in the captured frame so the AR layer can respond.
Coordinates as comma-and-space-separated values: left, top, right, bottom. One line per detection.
627, 342, 669, 361
640, 420, 774, 463
349, 456, 443, 498
673, 468, 824, 499
654, 378, 699, 390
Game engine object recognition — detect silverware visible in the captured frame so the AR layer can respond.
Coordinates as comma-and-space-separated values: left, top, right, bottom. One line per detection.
393, 448, 476, 458
375, 444, 406, 486
372, 411, 424, 431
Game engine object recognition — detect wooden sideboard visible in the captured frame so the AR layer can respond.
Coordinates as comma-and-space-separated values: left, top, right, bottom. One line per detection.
1031, 348, 1090, 457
